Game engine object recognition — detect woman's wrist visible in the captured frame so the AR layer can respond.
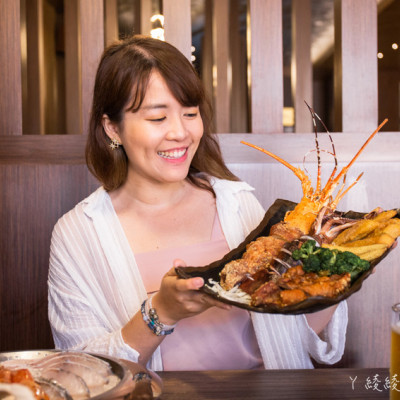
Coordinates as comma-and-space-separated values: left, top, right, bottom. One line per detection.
150, 293, 178, 326
140, 293, 177, 336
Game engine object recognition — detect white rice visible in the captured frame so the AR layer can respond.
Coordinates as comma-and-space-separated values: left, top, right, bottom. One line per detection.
205, 279, 251, 305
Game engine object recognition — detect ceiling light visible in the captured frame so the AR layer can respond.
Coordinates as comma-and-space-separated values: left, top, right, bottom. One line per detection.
150, 14, 164, 25
283, 107, 294, 127
392, 43, 399, 50
150, 28, 164, 41
377, 52, 384, 59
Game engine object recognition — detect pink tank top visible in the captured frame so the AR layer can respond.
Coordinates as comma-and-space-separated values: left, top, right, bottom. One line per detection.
135, 214, 263, 371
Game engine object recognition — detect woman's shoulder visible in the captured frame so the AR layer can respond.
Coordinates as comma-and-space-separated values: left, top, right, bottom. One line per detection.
208, 176, 263, 213
209, 176, 260, 205
208, 176, 255, 194
209, 176, 265, 245
53, 186, 107, 232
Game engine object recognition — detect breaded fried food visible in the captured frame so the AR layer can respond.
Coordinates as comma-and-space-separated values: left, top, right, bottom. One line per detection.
280, 289, 307, 306
220, 259, 252, 291
251, 265, 351, 307
242, 236, 286, 264
333, 219, 381, 245
220, 236, 285, 290
251, 281, 281, 306
301, 273, 351, 297
269, 223, 304, 242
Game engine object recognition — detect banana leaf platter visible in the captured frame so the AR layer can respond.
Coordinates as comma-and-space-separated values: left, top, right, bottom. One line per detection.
176, 199, 397, 315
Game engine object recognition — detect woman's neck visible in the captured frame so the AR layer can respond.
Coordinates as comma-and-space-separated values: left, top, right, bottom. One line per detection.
109, 176, 191, 214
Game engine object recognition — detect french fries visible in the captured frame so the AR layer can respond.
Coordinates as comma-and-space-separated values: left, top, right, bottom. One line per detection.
326, 210, 400, 262
333, 220, 380, 245
372, 209, 398, 222
322, 243, 387, 261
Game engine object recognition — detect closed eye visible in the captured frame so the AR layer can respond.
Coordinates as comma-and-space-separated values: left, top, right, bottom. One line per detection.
184, 113, 198, 118
148, 116, 166, 122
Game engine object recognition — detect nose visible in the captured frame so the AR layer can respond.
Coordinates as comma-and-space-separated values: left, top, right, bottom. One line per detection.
166, 114, 188, 141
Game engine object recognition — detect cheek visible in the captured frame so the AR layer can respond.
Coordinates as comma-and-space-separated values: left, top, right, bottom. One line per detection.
194, 119, 204, 141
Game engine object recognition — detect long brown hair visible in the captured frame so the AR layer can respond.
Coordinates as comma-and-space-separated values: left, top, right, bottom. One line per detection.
86, 35, 238, 192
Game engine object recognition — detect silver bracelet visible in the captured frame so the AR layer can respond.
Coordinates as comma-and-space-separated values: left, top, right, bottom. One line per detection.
141, 294, 176, 336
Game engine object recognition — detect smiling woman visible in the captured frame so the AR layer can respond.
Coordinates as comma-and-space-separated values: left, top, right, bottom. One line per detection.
47, 35, 348, 372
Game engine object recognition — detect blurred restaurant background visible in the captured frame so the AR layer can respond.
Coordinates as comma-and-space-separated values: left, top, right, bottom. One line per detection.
10, 0, 400, 135
1, 0, 399, 370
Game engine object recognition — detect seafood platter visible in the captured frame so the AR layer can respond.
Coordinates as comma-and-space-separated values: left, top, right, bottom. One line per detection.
0, 350, 162, 400
177, 108, 400, 314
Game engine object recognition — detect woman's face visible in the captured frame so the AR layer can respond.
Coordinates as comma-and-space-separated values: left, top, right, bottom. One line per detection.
112, 71, 204, 186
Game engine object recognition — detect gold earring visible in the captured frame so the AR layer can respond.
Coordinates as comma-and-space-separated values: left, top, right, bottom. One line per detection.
109, 137, 121, 150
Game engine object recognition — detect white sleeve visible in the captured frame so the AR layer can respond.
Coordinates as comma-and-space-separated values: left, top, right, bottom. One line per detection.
48, 219, 141, 362
215, 179, 266, 249
235, 189, 266, 235
296, 301, 348, 365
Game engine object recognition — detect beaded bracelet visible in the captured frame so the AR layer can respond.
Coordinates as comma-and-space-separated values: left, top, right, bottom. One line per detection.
141, 295, 176, 336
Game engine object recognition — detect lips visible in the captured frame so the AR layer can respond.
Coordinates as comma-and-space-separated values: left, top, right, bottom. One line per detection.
157, 148, 187, 160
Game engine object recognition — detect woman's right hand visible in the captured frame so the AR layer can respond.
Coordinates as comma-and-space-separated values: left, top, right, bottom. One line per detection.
151, 259, 231, 326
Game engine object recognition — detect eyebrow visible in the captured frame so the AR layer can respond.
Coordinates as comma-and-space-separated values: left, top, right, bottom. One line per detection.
140, 104, 168, 111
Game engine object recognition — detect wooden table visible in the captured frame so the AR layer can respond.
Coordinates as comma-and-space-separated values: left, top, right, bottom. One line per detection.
157, 368, 391, 399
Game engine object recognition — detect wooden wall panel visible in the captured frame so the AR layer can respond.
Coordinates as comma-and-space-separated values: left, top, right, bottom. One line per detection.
140, 0, 153, 36
65, 0, 82, 135
0, 136, 87, 164
201, 0, 214, 107
0, 0, 22, 135
248, 0, 283, 133
25, 0, 45, 135
163, 0, 192, 60
0, 161, 99, 351
334, 0, 378, 132
291, 0, 312, 133
217, 131, 400, 164
80, 0, 104, 135
212, 0, 230, 133
104, 0, 119, 46
230, 0, 248, 133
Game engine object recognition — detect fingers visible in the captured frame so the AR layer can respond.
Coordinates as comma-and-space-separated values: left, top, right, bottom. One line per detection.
177, 276, 204, 291
169, 259, 205, 291
160, 259, 232, 315
173, 258, 187, 268
163, 266, 204, 291
182, 289, 232, 312
165, 266, 178, 277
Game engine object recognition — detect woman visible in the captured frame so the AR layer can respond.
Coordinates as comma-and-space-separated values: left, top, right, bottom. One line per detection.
48, 35, 347, 371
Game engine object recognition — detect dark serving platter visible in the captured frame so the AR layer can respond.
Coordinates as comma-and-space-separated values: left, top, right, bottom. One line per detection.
176, 199, 397, 315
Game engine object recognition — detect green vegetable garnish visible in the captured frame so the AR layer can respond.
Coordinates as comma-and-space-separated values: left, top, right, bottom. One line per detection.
292, 240, 370, 280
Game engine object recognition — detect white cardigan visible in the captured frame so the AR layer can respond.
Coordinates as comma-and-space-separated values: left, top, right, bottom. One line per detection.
48, 177, 347, 371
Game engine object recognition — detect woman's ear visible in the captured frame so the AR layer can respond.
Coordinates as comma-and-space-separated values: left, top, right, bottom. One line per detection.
102, 114, 122, 144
